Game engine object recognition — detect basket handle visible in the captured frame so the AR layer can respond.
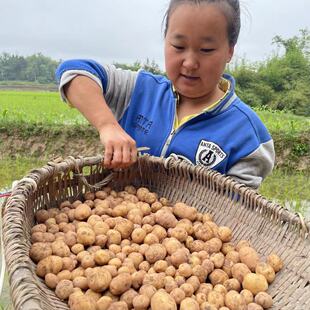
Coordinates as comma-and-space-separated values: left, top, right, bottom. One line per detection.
69, 147, 150, 192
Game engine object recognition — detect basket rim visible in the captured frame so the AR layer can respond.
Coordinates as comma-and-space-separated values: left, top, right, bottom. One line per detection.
4, 154, 310, 237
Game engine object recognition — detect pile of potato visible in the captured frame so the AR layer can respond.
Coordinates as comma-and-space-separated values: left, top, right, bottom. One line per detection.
30, 186, 283, 310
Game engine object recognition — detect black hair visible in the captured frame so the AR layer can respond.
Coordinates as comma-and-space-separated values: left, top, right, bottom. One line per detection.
163, 0, 241, 47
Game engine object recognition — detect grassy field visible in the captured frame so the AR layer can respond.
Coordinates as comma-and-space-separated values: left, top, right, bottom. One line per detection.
0, 90, 310, 132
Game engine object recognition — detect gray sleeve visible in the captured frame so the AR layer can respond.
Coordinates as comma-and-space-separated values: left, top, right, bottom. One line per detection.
226, 140, 275, 189
58, 64, 138, 120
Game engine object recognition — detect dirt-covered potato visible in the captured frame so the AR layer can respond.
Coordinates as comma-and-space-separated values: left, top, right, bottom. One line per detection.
45, 273, 59, 289
240, 289, 254, 304
75, 204, 92, 220
231, 263, 251, 283
151, 290, 177, 310
87, 267, 112, 292
180, 297, 199, 310
239, 246, 260, 272
254, 292, 273, 308
109, 273, 132, 295
77, 227, 96, 246
132, 294, 150, 310
36, 255, 63, 277
267, 253, 283, 273
209, 269, 229, 286
224, 290, 247, 310
242, 273, 268, 295
208, 291, 225, 308
145, 244, 167, 264
173, 202, 197, 221
96, 296, 113, 310
55, 279, 74, 300
155, 209, 177, 229
255, 262, 276, 284
29, 242, 52, 262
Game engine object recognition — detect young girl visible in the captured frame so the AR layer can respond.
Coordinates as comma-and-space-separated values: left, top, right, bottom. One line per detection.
56, 0, 275, 189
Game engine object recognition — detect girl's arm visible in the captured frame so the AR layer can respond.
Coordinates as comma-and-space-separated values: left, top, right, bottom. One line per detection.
64, 76, 137, 169
56, 60, 138, 169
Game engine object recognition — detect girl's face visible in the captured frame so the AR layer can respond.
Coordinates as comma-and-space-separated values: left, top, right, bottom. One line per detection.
164, 3, 234, 100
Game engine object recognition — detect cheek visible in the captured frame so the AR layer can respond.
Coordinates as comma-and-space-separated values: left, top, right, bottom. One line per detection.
165, 49, 179, 77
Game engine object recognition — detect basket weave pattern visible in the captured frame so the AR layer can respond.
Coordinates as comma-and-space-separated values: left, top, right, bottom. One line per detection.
2, 155, 310, 310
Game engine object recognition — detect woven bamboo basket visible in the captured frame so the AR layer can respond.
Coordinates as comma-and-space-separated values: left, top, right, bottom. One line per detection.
2, 155, 310, 310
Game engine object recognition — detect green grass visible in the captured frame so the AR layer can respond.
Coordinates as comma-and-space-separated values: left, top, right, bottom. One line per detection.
256, 108, 310, 134
0, 157, 46, 189
0, 91, 86, 126
0, 91, 309, 133
259, 169, 310, 215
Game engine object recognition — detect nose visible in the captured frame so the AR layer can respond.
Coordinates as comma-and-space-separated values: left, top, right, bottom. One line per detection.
182, 51, 199, 71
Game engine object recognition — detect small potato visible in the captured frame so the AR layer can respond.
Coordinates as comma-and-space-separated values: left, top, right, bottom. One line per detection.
247, 303, 264, 310
132, 228, 147, 244
240, 289, 253, 304
224, 290, 247, 310
87, 267, 112, 292
29, 242, 52, 262
213, 284, 227, 297
71, 243, 84, 254
236, 240, 251, 251
223, 278, 241, 292
180, 283, 194, 297
209, 269, 229, 286
173, 202, 197, 221
170, 288, 185, 304
36, 255, 63, 277
231, 263, 251, 283
75, 204, 92, 220
73, 276, 89, 290
242, 273, 268, 295
205, 238, 222, 254
55, 279, 73, 300
239, 247, 260, 272
155, 210, 177, 229
267, 253, 283, 273
45, 273, 59, 289
132, 294, 150, 310
35, 209, 49, 223
255, 262, 276, 283
31, 224, 47, 234
254, 292, 273, 309
221, 242, 235, 255
97, 296, 113, 310
151, 290, 177, 310
208, 291, 225, 308
57, 270, 72, 281
77, 227, 96, 246
94, 250, 111, 265
186, 276, 200, 292
110, 273, 132, 295
226, 251, 240, 264
210, 252, 225, 269
200, 302, 217, 310
145, 244, 167, 264
106, 229, 122, 246
120, 289, 138, 308
180, 297, 199, 310
51, 240, 71, 257
139, 284, 157, 299
170, 249, 189, 268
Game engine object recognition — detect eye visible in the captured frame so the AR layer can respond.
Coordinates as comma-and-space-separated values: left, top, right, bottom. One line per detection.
201, 48, 215, 53
172, 44, 184, 50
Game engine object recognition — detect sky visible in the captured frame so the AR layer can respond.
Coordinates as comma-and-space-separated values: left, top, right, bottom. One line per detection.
0, 0, 309, 69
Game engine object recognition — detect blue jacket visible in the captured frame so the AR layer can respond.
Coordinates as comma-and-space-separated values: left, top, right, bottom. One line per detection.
56, 59, 275, 189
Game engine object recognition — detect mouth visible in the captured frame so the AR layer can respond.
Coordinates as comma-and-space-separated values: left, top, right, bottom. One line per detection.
180, 74, 199, 80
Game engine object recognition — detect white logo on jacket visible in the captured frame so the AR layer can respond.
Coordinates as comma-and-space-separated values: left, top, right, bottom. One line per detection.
195, 140, 227, 168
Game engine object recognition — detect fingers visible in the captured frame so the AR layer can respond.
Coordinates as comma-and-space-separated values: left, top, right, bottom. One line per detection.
103, 139, 137, 169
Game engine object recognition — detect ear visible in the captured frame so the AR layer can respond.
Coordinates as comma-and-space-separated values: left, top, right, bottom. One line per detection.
227, 46, 235, 63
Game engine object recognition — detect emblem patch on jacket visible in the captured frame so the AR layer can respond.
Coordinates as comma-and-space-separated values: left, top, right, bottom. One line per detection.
195, 140, 227, 168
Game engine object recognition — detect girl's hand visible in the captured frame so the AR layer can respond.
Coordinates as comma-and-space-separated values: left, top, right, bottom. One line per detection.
99, 123, 137, 169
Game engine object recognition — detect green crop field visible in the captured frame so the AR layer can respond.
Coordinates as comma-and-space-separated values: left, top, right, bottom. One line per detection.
0, 91, 310, 133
